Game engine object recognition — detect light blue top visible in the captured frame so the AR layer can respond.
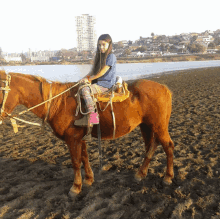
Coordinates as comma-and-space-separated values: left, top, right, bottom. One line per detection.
97, 53, 116, 89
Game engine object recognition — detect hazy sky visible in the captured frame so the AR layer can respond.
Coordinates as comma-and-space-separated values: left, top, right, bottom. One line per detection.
1, 0, 219, 53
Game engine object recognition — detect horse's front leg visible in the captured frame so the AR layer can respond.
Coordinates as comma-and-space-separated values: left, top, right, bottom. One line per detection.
81, 140, 94, 186
65, 127, 86, 196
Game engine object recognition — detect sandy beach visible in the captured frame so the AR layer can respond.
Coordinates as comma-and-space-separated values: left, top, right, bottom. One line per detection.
0, 67, 220, 218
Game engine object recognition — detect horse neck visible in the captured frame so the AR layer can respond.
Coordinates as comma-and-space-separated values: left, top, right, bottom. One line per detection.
10, 74, 46, 119
9, 74, 77, 122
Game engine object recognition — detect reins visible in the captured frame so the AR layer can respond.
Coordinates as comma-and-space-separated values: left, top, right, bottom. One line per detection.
0, 74, 11, 116
0, 73, 80, 128
12, 82, 80, 118
75, 82, 118, 170
0, 72, 117, 171
75, 82, 117, 139
75, 82, 97, 116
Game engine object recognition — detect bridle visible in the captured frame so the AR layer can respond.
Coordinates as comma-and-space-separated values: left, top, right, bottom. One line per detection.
0, 73, 11, 120
0, 72, 104, 169
0, 72, 80, 128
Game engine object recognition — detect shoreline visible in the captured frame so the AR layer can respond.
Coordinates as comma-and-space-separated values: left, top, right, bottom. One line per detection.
1, 53, 220, 66
126, 65, 220, 84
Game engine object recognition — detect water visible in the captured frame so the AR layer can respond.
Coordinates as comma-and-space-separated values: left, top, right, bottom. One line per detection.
2, 60, 220, 82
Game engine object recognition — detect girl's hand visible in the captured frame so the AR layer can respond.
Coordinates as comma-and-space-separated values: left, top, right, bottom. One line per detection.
86, 75, 93, 83
80, 78, 89, 83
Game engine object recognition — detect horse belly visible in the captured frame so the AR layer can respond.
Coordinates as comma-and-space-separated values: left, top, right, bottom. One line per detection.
93, 108, 141, 140
117, 110, 141, 135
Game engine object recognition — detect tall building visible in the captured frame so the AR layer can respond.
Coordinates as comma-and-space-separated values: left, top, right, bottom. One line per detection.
75, 14, 96, 52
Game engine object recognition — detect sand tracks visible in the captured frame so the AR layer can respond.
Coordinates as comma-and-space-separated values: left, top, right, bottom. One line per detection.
0, 67, 220, 218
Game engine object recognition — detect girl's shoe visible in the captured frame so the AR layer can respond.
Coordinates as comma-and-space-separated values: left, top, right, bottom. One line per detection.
74, 112, 99, 141
89, 112, 99, 125
74, 112, 99, 127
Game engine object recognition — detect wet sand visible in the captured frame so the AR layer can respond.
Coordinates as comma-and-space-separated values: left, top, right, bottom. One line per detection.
0, 67, 220, 218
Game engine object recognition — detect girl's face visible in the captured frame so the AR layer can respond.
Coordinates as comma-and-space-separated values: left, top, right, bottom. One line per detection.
98, 40, 109, 53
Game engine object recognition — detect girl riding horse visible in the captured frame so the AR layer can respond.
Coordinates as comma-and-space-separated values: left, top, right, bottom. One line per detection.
74, 34, 116, 135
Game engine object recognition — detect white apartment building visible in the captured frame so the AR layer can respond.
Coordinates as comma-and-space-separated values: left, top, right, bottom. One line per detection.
3, 52, 22, 62
75, 14, 96, 52
4, 56, 22, 62
31, 56, 50, 62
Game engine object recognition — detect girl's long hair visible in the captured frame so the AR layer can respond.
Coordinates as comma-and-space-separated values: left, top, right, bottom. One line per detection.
90, 34, 112, 77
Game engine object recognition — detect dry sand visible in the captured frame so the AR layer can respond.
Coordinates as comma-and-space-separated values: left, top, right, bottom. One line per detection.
0, 67, 220, 218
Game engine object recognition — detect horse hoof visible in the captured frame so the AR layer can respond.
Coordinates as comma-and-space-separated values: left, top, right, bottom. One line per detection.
135, 172, 144, 182
68, 190, 78, 200
101, 164, 112, 171
83, 179, 94, 187
68, 185, 81, 199
163, 177, 172, 185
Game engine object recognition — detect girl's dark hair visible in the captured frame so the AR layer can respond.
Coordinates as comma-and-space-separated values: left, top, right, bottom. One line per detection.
90, 34, 112, 77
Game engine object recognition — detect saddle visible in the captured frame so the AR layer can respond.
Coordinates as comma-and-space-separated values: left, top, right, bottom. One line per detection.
94, 81, 130, 103
75, 77, 130, 141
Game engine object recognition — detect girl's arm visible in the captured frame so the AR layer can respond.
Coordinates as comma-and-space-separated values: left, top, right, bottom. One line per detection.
87, 65, 110, 82
80, 65, 110, 83
83, 65, 110, 83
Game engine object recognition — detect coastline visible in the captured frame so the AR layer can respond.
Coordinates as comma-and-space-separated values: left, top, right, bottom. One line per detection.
1, 53, 220, 66
126, 65, 220, 84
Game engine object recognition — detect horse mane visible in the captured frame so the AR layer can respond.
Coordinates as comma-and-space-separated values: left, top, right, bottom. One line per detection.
8, 72, 78, 120
40, 78, 78, 119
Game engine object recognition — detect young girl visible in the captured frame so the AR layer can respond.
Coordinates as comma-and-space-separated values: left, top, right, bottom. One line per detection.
74, 34, 117, 128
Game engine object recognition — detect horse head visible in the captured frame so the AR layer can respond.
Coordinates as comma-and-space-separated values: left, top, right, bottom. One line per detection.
0, 70, 7, 104
0, 70, 13, 119
0, 71, 41, 121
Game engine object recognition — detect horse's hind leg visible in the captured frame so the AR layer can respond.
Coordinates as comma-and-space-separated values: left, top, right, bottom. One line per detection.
135, 123, 158, 181
155, 129, 174, 184
81, 141, 94, 186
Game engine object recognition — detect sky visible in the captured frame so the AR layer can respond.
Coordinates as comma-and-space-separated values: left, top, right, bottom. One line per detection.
1, 0, 219, 53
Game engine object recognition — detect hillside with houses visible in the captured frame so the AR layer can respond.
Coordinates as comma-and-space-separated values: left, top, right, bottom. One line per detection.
1, 29, 220, 64
113, 30, 220, 58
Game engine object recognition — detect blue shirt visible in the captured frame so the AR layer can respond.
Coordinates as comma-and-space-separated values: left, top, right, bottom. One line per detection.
97, 53, 116, 89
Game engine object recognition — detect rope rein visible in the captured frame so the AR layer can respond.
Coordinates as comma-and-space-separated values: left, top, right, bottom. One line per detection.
75, 82, 97, 116
1, 72, 117, 140
75, 82, 118, 139
0, 73, 79, 127
0, 74, 11, 116
10, 82, 80, 118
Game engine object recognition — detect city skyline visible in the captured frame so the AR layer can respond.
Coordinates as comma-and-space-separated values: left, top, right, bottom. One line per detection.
1, 0, 220, 53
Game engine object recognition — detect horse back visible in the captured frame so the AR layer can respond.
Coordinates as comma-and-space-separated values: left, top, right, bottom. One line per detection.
129, 78, 172, 100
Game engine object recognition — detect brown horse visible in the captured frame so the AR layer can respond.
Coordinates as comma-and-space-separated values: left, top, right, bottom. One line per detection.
0, 70, 174, 196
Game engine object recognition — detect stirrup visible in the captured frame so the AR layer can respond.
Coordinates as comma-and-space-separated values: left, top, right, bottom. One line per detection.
74, 115, 89, 127
74, 112, 99, 141
74, 112, 99, 127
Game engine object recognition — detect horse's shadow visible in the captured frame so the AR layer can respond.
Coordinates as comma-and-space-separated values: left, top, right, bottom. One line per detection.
0, 153, 180, 218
